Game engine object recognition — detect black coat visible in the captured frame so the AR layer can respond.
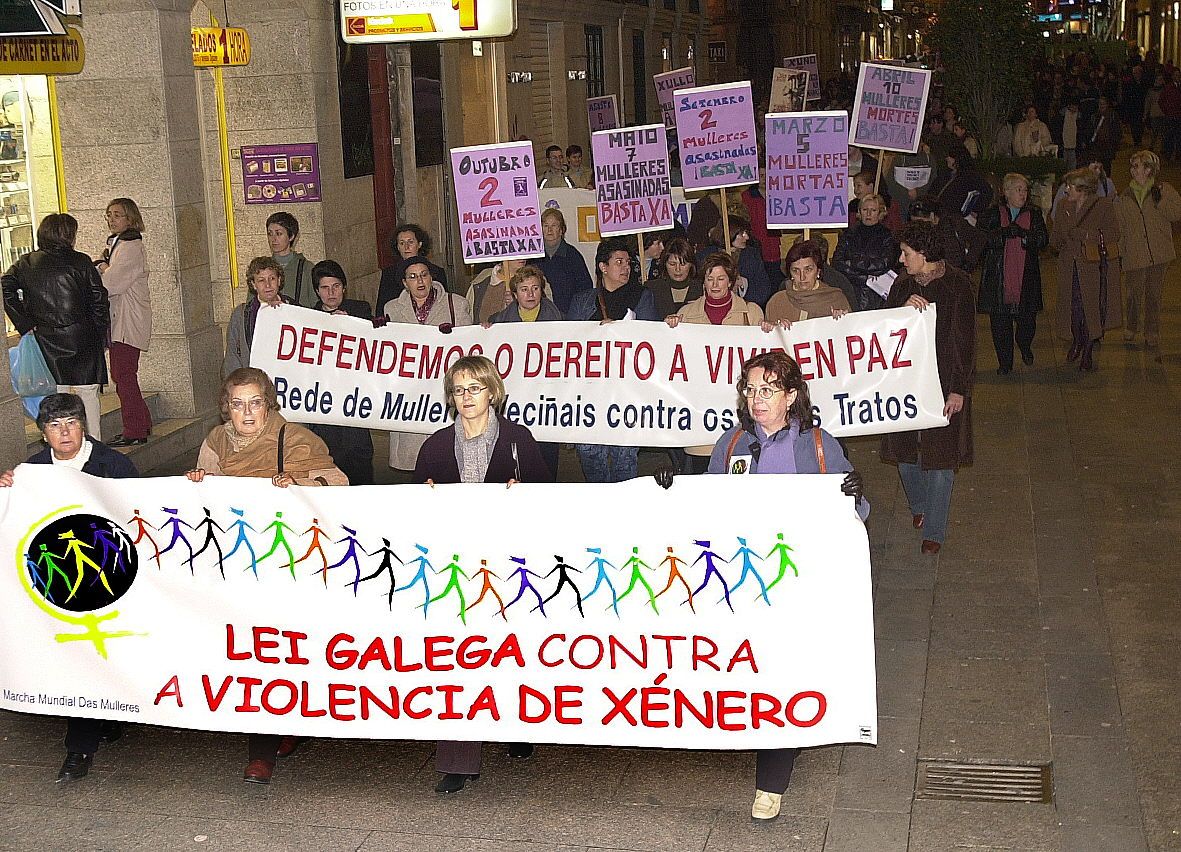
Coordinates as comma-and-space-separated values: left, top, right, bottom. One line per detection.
412, 417, 551, 485
313, 298, 372, 320
3, 247, 110, 385
27, 437, 139, 478
831, 223, 899, 310
977, 205, 1047, 315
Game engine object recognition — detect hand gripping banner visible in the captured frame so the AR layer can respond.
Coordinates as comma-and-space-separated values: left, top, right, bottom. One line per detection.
0, 468, 876, 749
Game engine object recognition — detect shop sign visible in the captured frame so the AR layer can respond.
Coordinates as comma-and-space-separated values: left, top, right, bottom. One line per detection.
340, 0, 516, 44
191, 27, 251, 67
241, 143, 320, 204
708, 41, 726, 64
1, 0, 67, 37
0, 27, 84, 74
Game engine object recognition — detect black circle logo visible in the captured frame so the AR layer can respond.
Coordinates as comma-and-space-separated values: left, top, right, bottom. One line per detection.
25, 513, 138, 613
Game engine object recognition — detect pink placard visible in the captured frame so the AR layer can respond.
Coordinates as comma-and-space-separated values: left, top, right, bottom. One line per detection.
673, 81, 759, 191
591, 125, 673, 236
450, 141, 544, 263
849, 62, 933, 154
587, 95, 619, 132
653, 66, 696, 130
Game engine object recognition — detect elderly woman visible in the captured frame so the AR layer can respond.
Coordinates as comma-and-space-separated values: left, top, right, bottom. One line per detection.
97, 198, 152, 447
881, 222, 976, 556
703, 351, 866, 821
223, 256, 291, 376
0, 393, 137, 783
534, 208, 593, 315
1116, 150, 1181, 349
412, 355, 551, 795
647, 237, 703, 319
186, 367, 347, 784
488, 265, 563, 323
385, 255, 473, 470
2, 213, 109, 437
978, 174, 1049, 374
376, 223, 449, 310
831, 194, 899, 311
1051, 166, 1122, 371
764, 240, 851, 324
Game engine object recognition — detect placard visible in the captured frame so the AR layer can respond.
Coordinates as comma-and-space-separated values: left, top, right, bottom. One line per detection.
450, 141, 544, 263
849, 62, 933, 154
242, 143, 320, 204
769, 68, 809, 114
765, 111, 850, 229
674, 81, 760, 191
784, 54, 821, 102
653, 66, 696, 130
591, 125, 673, 236
587, 95, 619, 133
893, 166, 932, 190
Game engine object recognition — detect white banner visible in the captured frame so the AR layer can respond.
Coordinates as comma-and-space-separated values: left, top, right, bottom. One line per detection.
0, 467, 877, 749
249, 305, 947, 445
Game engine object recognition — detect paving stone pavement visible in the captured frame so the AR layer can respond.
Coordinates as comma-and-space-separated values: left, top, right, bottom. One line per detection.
3, 158, 1180, 851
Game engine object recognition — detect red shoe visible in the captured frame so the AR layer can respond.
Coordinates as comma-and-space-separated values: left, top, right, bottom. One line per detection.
243, 759, 274, 784
276, 736, 308, 759
920, 540, 941, 555
912, 514, 925, 530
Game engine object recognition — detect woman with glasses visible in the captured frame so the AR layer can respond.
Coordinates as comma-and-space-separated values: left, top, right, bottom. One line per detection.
411, 354, 550, 795
703, 350, 867, 822
185, 367, 347, 785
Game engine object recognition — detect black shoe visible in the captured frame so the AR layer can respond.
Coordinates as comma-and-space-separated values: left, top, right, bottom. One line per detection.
108, 435, 147, 447
1020, 349, 1034, 366
435, 772, 479, 794
508, 742, 534, 759
100, 721, 124, 744
57, 752, 93, 783
996, 366, 1011, 376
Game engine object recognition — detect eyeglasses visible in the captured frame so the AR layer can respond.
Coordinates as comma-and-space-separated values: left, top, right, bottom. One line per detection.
741, 386, 786, 400
451, 385, 487, 398
405, 271, 432, 281
44, 418, 81, 432
230, 398, 266, 412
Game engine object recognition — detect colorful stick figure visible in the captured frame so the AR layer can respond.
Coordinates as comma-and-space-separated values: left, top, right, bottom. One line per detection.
464, 559, 508, 621
223, 508, 259, 578
34, 545, 70, 602
258, 511, 296, 579
426, 554, 469, 623
357, 538, 402, 605
691, 540, 733, 612
127, 510, 161, 568
89, 523, 131, 575
540, 555, 584, 616
617, 547, 659, 614
188, 509, 228, 577
765, 533, 799, 590
656, 545, 695, 612
583, 547, 621, 616
158, 507, 196, 571
504, 556, 547, 615
57, 530, 112, 600
393, 544, 434, 617
296, 518, 331, 583
730, 536, 770, 605
318, 525, 365, 591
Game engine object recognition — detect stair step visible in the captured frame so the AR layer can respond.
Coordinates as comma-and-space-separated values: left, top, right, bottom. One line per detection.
24, 391, 163, 454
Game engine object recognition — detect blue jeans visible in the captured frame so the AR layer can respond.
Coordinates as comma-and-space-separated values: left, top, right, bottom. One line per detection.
898, 464, 955, 544
575, 444, 638, 483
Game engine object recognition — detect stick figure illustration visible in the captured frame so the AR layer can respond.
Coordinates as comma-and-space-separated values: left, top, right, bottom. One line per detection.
127, 510, 161, 568
393, 544, 434, 617
295, 517, 332, 583
258, 511, 297, 579
765, 533, 799, 590
318, 525, 365, 592
583, 547, 621, 616
691, 540, 733, 612
730, 536, 770, 605
503, 556, 547, 616
426, 554, 470, 623
188, 508, 228, 577
57, 530, 112, 600
223, 508, 259, 578
33, 545, 71, 602
617, 547, 659, 614
357, 538, 402, 605
540, 555, 584, 616
464, 559, 507, 621
655, 545, 695, 612
89, 522, 131, 575
157, 507, 196, 570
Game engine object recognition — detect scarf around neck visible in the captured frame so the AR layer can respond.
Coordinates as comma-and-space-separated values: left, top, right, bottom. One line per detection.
596, 279, 644, 320
912, 260, 947, 288
1000, 206, 1031, 305
206, 412, 335, 478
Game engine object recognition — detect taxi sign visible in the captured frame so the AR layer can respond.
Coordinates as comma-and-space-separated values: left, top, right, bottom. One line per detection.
0, 27, 84, 74
340, 0, 515, 43
191, 27, 251, 67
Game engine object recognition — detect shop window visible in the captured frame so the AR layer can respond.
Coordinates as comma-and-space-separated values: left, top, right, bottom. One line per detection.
632, 31, 648, 123
333, 5, 375, 179
585, 25, 606, 98
410, 44, 445, 167
1, 76, 59, 284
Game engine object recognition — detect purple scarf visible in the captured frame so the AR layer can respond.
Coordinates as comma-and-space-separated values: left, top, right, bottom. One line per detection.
1000, 206, 1030, 306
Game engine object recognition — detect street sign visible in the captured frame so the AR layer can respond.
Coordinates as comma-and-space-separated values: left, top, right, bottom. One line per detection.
708, 41, 726, 64
0, 26, 84, 74
340, 0, 516, 44
0, 0, 67, 37
191, 27, 251, 67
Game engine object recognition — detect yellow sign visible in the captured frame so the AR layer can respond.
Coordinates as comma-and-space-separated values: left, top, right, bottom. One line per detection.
339, 0, 515, 43
191, 27, 251, 67
0, 28, 85, 75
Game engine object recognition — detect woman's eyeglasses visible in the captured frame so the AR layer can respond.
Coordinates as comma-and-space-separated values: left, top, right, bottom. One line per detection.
451, 385, 487, 398
741, 386, 785, 400
230, 398, 266, 412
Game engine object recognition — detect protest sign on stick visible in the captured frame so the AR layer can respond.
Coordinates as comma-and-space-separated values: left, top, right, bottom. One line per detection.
769, 68, 809, 113
783, 54, 821, 102
450, 141, 544, 267
587, 95, 619, 132
850, 61, 933, 175
591, 125, 673, 237
765, 111, 850, 231
653, 66, 696, 130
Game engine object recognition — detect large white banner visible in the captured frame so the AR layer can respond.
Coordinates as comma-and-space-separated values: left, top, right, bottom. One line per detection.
250, 305, 947, 445
0, 467, 876, 749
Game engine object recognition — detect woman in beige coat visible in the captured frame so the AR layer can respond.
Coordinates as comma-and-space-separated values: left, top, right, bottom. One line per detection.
383, 256, 473, 470
97, 198, 152, 445
1051, 168, 1122, 372
1115, 150, 1181, 349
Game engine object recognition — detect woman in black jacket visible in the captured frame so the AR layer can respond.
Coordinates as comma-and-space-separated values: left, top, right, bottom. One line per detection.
831, 195, 899, 310
978, 174, 1048, 374
2, 214, 110, 437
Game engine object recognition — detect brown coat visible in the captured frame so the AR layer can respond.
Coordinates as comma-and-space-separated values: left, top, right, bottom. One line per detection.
1115, 181, 1181, 272
1051, 195, 1123, 340
880, 265, 976, 470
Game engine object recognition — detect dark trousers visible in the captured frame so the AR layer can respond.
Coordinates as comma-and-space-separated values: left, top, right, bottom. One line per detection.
539, 442, 559, 481
307, 424, 374, 485
248, 733, 282, 763
1163, 117, 1181, 160
755, 747, 800, 793
989, 312, 1036, 371
65, 717, 106, 754
436, 740, 482, 774
109, 342, 152, 439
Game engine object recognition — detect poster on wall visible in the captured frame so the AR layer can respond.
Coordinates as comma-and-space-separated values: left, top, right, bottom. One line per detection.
673, 81, 759, 191
590, 125, 673, 236
587, 95, 619, 133
450, 140, 544, 263
848, 62, 933, 154
241, 143, 321, 204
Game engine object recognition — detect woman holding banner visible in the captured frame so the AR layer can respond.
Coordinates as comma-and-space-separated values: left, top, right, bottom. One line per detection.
764, 240, 851, 325
881, 222, 976, 556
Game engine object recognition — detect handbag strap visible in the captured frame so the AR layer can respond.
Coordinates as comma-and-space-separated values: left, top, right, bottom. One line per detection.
277, 423, 287, 474
723, 428, 746, 469
813, 428, 827, 474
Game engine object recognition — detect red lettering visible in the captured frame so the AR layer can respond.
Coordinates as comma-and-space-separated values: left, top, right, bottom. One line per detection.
301, 682, 327, 717
468, 685, 501, 720
201, 675, 233, 711
692, 636, 721, 671
276, 324, 298, 360
153, 674, 183, 707
260, 679, 298, 715
751, 693, 784, 729
317, 330, 338, 366
600, 686, 638, 726
537, 634, 567, 667
328, 683, 356, 720
890, 327, 912, 367
253, 626, 280, 664
398, 343, 418, 378
554, 685, 583, 724
298, 327, 317, 364
524, 342, 543, 377
405, 686, 433, 719
726, 639, 758, 673
563, 341, 584, 378
325, 633, 357, 670
519, 685, 552, 722
358, 637, 392, 670
424, 636, 456, 671
335, 334, 356, 370
786, 690, 827, 727
225, 623, 251, 660
846, 335, 866, 373
282, 630, 309, 665
716, 690, 747, 731
438, 684, 464, 720
234, 676, 263, 713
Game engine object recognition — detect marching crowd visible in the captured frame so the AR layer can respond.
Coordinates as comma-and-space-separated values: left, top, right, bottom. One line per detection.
1, 45, 1179, 823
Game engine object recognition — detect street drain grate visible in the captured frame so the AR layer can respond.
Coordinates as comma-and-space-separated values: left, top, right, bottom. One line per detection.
916, 761, 1053, 803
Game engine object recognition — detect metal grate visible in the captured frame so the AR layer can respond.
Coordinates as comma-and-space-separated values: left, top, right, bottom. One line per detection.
916, 761, 1053, 803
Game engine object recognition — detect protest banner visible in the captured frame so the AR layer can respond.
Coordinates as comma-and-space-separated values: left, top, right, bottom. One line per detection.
765, 110, 850, 230
249, 304, 948, 447
450, 140, 544, 263
591, 125, 673, 237
769, 67, 809, 113
849, 62, 933, 155
653, 66, 695, 130
0, 468, 876, 749
587, 95, 619, 132
784, 54, 821, 102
